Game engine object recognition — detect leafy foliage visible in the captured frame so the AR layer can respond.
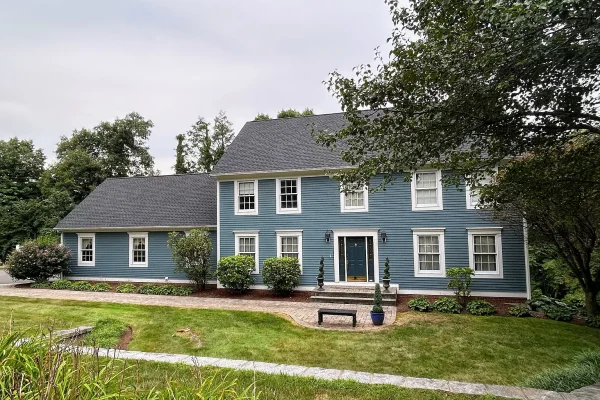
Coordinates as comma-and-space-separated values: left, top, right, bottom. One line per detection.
6, 241, 71, 282
544, 305, 574, 322
508, 305, 531, 318
586, 316, 600, 329
372, 283, 384, 313
433, 298, 462, 314
174, 134, 188, 174
90, 283, 112, 292
528, 293, 576, 321
262, 257, 301, 295
30, 281, 51, 289
115, 284, 137, 294
446, 267, 474, 307
525, 351, 600, 392
254, 113, 271, 121
168, 229, 213, 290
50, 279, 72, 290
136, 284, 192, 296
563, 293, 586, 311
276, 108, 313, 118
466, 300, 496, 316
318, 256, 325, 279
70, 281, 94, 291
215, 255, 255, 293
407, 297, 431, 312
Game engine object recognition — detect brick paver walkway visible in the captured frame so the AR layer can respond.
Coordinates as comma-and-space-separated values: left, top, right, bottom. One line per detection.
0, 285, 395, 331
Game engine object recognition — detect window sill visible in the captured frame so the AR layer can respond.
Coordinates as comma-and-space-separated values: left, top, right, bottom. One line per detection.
77, 263, 95, 267
235, 210, 258, 216
276, 209, 301, 215
473, 272, 503, 279
412, 205, 443, 211
414, 272, 445, 278
129, 264, 148, 268
341, 207, 368, 213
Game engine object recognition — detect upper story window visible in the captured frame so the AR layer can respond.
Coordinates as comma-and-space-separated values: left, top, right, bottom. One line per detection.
466, 170, 496, 209
276, 178, 301, 214
234, 231, 259, 273
340, 184, 369, 213
468, 228, 503, 278
76, 233, 95, 266
276, 230, 303, 273
234, 180, 258, 216
128, 232, 148, 268
411, 170, 443, 211
412, 228, 446, 277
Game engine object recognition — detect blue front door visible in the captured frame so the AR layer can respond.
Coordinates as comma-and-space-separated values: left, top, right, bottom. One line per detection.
346, 237, 367, 282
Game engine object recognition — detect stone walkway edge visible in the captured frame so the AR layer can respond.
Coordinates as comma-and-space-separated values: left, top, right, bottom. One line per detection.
64, 344, 586, 400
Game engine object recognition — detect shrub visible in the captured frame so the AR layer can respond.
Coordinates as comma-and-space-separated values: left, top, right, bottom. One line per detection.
372, 283, 384, 313
466, 300, 496, 316
116, 283, 137, 293
6, 242, 71, 283
71, 281, 94, 291
168, 229, 213, 290
90, 283, 112, 292
215, 255, 255, 292
135, 284, 192, 296
407, 297, 431, 312
170, 286, 193, 296
544, 305, 574, 321
137, 284, 160, 295
50, 279, 72, 290
446, 267, 474, 307
586, 315, 600, 329
525, 351, 600, 392
262, 257, 301, 294
433, 297, 462, 314
563, 292, 585, 310
508, 305, 531, 317
30, 281, 51, 289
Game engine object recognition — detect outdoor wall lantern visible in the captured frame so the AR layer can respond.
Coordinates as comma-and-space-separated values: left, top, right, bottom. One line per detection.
325, 230, 333, 243
380, 230, 387, 243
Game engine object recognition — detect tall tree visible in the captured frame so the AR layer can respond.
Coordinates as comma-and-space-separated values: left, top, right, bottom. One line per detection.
480, 138, 600, 316
277, 108, 314, 118
254, 113, 271, 121
316, 0, 600, 188
174, 134, 188, 174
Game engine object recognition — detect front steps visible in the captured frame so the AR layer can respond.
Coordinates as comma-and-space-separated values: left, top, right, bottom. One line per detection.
310, 285, 397, 306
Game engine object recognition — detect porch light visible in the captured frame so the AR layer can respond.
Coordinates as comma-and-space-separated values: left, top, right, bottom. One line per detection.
325, 230, 333, 243
380, 230, 387, 242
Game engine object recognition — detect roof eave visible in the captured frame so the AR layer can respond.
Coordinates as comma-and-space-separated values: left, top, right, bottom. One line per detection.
210, 166, 354, 180
55, 225, 217, 233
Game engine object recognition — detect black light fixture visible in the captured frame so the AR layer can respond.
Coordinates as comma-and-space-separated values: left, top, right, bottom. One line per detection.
325, 230, 333, 243
380, 230, 387, 243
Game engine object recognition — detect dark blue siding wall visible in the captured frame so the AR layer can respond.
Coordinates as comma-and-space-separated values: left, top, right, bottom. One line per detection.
64, 230, 217, 281
219, 175, 527, 294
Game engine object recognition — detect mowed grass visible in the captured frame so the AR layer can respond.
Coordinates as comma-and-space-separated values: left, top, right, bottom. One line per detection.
2, 296, 599, 386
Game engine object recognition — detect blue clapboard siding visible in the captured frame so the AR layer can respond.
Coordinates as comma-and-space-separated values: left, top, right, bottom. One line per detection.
219, 175, 527, 293
64, 230, 217, 281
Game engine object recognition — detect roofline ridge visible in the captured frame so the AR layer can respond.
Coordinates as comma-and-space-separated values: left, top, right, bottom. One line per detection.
105, 173, 212, 180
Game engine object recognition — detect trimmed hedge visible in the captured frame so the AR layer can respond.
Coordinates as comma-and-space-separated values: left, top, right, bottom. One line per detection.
466, 300, 496, 316
262, 257, 301, 294
407, 297, 431, 312
215, 255, 255, 292
433, 297, 462, 314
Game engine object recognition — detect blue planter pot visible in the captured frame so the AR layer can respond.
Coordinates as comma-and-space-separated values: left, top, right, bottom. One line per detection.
370, 311, 385, 326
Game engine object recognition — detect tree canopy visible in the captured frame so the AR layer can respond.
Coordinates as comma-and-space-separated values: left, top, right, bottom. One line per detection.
317, 0, 600, 188
277, 108, 314, 118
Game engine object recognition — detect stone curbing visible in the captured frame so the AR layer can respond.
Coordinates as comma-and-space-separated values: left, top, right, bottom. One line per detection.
59, 343, 586, 400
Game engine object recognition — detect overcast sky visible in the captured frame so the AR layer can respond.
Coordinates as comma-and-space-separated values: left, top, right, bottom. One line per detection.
0, 0, 394, 174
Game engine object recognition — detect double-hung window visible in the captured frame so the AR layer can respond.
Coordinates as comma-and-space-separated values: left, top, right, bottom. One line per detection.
234, 231, 259, 273
276, 230, 303, 273
77, 233, 95, 266
128, 232, 148, 268
466, 170, 496, 209
412, 228, 445, 277
411, 170, 443, 210
276, 178, 301, 214
340, 184, 369, 212
468, 228, 503, 278
234, 180, 258, 215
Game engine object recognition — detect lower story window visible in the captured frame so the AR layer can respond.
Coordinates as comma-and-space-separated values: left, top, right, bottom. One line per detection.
77, 233, 95, 266
235, 232, 259, 273
128, 232, 148, 267
276, 230, 303, 273
468, 228, 503, 277
412, 228, 445, 277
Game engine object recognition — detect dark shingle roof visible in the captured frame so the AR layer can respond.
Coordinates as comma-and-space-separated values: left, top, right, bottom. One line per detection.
55, 174, 216, 230
212, 112, 352, 175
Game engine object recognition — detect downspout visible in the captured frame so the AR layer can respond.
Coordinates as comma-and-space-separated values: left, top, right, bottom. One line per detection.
523, 219, 531, 299
216, 180, 221, 288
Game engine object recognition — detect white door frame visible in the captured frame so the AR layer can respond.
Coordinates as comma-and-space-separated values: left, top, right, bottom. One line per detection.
333, 229, 379, 285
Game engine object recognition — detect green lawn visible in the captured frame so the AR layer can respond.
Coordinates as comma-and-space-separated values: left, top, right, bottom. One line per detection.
2, 296, 599, 386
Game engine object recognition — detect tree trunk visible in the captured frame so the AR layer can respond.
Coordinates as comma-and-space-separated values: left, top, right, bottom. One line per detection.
585, 288, 599, 316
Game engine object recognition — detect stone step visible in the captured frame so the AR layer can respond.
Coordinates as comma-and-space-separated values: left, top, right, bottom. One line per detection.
310, 295, 396, 306
311, 290, 397, 299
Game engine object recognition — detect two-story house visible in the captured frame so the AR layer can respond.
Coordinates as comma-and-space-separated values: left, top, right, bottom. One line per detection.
55, 112, 530, 299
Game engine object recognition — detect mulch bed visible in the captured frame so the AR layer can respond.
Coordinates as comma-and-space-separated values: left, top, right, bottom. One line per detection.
397, 294, 523, 315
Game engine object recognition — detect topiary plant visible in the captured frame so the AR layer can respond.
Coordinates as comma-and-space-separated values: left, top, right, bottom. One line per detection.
372, 283, 384, 313
446, 267, 474, 307
262, 257, 301, 295
466, 300, 496, 316
408, 297, 431, 312
318, 257, 325, 279
433, 297, 462, 314
383, 257, 390, 280
116, 284, 137, 293
508, 305, 531, 317
71, 281, 94, 291
215, 255, 255, 293
50, 279, 72, 290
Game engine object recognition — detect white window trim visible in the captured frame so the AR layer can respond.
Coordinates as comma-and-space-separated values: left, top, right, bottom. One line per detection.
76, 233, 95, 267
234, 231, 259, 274
466, 168, 497, 210
411, 170, 443, 211
234, 180, 258, 216
128, 232, 148, 268
412, 228, 446, 277
467, 228, 503, 278
340, 185, 369, 213
276, 230, 303, 273
276, 178, 302, 214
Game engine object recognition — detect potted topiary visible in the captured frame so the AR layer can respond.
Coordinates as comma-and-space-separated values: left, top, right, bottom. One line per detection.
370, 283, 385, 325
317, 256, 325, 289
382, 257, 391, 291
